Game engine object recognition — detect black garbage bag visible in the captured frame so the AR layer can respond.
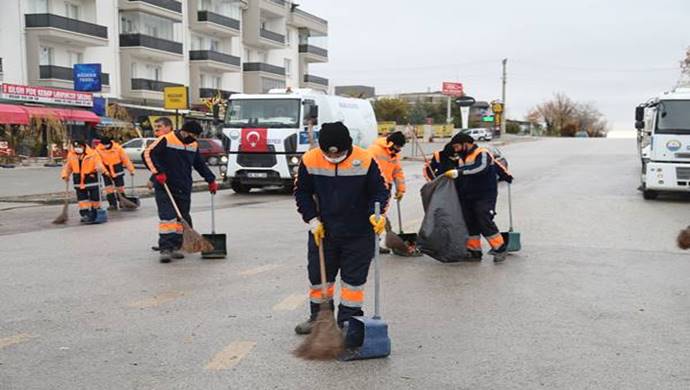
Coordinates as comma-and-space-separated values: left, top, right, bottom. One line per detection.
417, 176, 468, 263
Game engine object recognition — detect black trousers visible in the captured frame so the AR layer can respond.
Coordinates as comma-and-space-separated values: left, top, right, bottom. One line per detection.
154, 185, 192, 251
103, 174, 125, 207
307, 233, 375, 326
461, 197, 504, 251
76, 186, 100, 216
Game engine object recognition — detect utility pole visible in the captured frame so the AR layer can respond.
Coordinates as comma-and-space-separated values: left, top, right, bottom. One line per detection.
501, 58, 507, 136
446, 96, 452, 125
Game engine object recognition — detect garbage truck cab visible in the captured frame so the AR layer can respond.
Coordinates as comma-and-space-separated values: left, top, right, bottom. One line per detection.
636, 86, 690, 199
221, 88, 378, 193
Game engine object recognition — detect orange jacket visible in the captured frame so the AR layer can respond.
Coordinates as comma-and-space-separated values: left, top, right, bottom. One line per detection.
368, 137, 406, 194
60, 146, 106, 189
96, 141, 135, 177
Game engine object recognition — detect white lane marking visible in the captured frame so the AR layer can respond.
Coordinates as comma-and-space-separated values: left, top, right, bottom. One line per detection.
239, 263, 281, 276
0, 333, 33, 349
127, 291, 184, 309
272, 294, 307, 311
205, 341, 256, 370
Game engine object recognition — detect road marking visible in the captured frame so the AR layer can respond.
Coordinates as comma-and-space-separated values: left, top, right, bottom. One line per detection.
239, 263, 281, 276
127, 291, 184, 309
272, 294, 306, 311
205, 341, 256, 370
0, 333, 33, 349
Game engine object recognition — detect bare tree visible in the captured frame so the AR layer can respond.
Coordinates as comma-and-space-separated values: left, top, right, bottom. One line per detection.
527, 93, 608, 137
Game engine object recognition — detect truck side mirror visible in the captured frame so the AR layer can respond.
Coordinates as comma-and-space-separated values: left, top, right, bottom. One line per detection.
309, 106, 319, 124
635, 106, 644, 122
635, 120, 644, 130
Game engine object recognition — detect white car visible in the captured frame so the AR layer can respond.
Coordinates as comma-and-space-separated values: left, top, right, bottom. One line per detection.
121, 138, 156, 164
464, 128, 493, 141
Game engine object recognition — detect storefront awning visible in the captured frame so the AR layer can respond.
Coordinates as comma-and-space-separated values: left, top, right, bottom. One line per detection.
0, 103, 30, 125
21, 106, 100, 124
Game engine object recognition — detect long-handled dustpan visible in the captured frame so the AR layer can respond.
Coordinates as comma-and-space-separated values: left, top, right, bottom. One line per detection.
501, 183, 521, 252
391, 198, 421, 257
92, 174, 108, 224
120, 174, 140, 209
340, 202, 391, 361
202, 193, 227, 259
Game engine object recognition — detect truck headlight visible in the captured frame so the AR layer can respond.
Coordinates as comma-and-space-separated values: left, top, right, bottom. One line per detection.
290, 156, 300, 165
221, 156, 228, 164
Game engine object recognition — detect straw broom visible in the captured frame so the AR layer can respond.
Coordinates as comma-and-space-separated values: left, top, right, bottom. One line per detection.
52, 181, 70, 224
162, 183, 213, 253
677, 226, 690, 250
116, 191, 139, 209
294, 241, 344, 360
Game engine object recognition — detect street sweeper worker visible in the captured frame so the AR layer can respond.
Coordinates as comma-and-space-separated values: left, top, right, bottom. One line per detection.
144, 120, 219, 263
145, 117, 175, 191
444, 132, 513, 262
423, 141, 461, 181
60, 140, 108, 223
96, 137, 135, 210
368, 131, 407, 253
293, 121, 390, 336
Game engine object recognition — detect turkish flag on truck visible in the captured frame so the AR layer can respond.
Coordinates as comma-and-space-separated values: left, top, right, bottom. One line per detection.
240, 128, 268, 152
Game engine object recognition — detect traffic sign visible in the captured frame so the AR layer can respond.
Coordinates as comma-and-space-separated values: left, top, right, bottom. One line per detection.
455, 96, 476, 107
442, 82, 464, 97
164, 86, 189, 110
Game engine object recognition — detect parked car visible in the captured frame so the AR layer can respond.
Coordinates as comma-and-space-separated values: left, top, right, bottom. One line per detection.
197, 138, 226, 166
121, 138, 156, 165
483, 144, 509, 169
464, 128, 493, 141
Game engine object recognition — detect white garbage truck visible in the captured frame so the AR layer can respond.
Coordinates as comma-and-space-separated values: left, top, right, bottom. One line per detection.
636, 86, 690, 199
221, 89, 378, 193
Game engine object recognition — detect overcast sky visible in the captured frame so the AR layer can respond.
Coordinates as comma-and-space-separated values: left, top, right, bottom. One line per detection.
297, 0, 690, 131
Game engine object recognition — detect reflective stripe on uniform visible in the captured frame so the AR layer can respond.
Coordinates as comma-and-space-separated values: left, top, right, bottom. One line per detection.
302, 147, 373, 178
309, 282, 335, 304
487, 233, 505, 250
90, 201, 101, 208
78, 201, 90, 210
340, 281, 365, 308
159, 219, 180, 235
105, 186, 115, 194
466, 236, 482, 250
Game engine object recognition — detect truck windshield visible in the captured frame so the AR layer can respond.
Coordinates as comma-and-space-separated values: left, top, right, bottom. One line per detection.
226, 99, 300, 128
657, 100, 690, 134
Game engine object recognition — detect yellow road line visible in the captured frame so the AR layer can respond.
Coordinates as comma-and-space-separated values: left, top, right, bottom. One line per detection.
272, 294, 306, 311
127, 291, 184, 309
0, 333, 33, 349
205, 341, 256, 370
239, 263, 281, 276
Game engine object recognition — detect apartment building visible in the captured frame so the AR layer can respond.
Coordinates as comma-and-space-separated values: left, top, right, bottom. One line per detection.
0, 0, 328, 113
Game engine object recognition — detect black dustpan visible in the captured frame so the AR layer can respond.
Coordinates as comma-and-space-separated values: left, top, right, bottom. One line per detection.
202, 193, 227, 259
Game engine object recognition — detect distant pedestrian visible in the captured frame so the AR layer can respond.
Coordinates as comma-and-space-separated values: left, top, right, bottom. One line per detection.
60, 140, 108, 223
96, 137, 135, 210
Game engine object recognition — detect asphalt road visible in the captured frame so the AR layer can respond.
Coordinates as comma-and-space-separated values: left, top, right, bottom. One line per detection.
1, 138, 689, 389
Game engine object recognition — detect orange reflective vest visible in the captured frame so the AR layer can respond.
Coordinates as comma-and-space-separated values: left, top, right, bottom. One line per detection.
60, 147, 106, 189
368, 137, 406, 194
96, 141, 134, 178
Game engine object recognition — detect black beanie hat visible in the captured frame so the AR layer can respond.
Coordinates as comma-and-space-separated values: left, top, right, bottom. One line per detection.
319, 122, 352, 153
450, 132, 474, 145
182, 120, 203, 135
72, 139, 86, 148
386, 131, 406, 147
100, 136, 112, 145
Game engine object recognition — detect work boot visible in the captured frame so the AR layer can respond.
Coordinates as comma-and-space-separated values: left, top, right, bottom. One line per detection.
171, 251, 185, 259
463, 250, 483, 262
159, 250, 172, 263
492, 245, 508, 263
80, 213, 91, 223
294, 316, 316, 335
379, 247, 391, 255
107, 205, 118, 211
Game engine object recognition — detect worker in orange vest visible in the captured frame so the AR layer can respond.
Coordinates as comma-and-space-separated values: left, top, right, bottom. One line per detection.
60, 140, 108, 223
368, 131, 407, 253
96, 137, 135, 210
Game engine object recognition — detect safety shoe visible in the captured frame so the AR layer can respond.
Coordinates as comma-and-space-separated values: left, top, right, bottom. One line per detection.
80, 214, 91, 223
379, 247, 391, 255
294, 317, 315, 335
491, 245, 508, 263
107, 205, 118, 211
171, 251, 185, 259
463, 250, 483, 262
159, 250, 172, 264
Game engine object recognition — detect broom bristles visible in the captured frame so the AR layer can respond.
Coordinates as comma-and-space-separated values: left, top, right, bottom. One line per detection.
293, 307, 344, 360
52, 203, 68, 224
181, 219, 214, 253
116, 192, 138, 209
677, 227, 690, 250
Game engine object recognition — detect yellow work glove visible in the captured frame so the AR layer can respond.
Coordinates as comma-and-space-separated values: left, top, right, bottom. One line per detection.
369, 214, 386, 234
444, 169, 459, 179
309, 218, 325, 246
394, 191, 404, 200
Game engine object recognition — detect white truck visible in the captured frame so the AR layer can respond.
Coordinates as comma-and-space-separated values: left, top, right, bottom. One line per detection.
636, 86, 690, 199
221, 89, 378, 193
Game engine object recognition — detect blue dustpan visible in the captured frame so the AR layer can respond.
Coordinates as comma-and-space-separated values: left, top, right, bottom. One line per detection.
340, 202, 391, 361
92, 175, 108, 224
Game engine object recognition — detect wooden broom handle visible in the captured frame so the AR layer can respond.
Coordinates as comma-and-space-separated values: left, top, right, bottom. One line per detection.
162, 182, 184, 221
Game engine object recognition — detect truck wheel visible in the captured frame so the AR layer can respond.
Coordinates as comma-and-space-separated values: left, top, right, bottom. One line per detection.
643, 190, 658, 200
231, 181, 251, 194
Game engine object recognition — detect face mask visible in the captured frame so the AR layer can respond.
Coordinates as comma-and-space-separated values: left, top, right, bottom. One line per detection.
324, 154, 347, 164
74, 147, 84, 154
104, 144, 112, 149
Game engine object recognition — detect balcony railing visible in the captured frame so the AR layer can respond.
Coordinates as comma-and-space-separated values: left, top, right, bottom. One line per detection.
197, 10, 240, 30
199, 88, 235, 99
189, 50, 240, 66
119, 34, 183, 54
39, 65, 110, 85
242, 62, 285, 76
126, 0, 182, 13
25, 14, 107, 39
304, 74, 328, 86
131, 78, 181, 92
298, 44, 328, 58
259, 29, 285, 44
269, 0, 286, 6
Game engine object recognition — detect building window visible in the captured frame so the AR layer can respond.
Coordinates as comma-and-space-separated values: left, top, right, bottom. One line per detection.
30, 0, 48, 13
68, 52, 83, 67
210, 39, 220, 52
244, 48, 250, 61
39, 47, 53, 66
286, 30, 291, 45
284, 58, 292, 77
259, 51, 268, 63
261, 77, 285, 93
200, 74, 207, 88
213, 76, 222, 89
192, 35, 203, 51
65, 2, 80, 19
131, 62, 138, 78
